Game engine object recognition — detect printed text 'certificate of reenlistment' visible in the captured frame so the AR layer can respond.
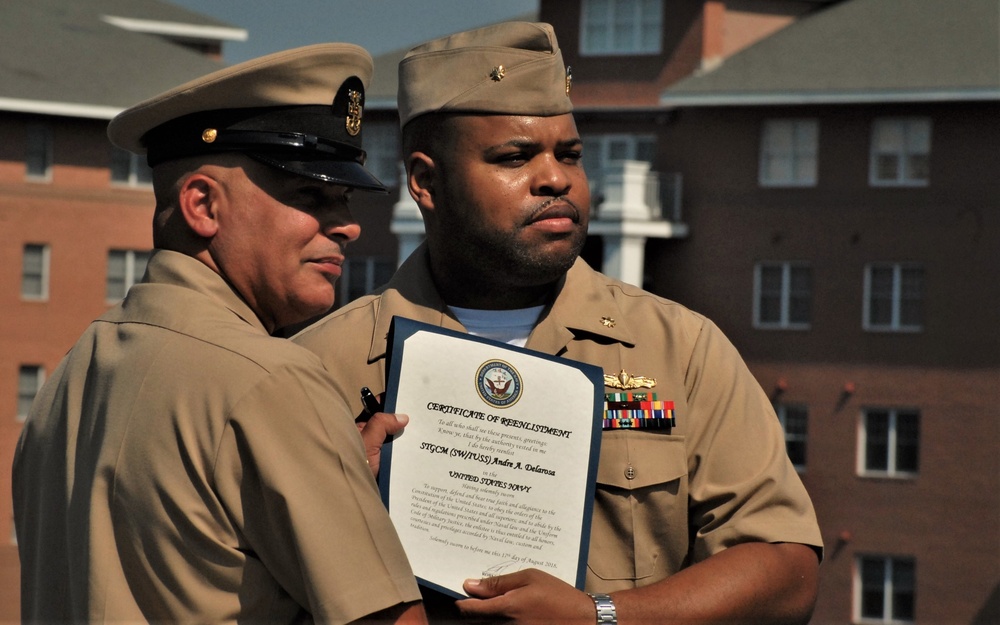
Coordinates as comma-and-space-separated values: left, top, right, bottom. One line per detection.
379, 316, 604, 598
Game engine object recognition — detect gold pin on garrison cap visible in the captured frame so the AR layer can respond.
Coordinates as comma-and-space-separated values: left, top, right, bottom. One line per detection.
490, 65, 506, 81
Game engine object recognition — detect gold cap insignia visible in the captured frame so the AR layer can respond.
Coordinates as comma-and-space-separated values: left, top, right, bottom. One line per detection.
201, 128, 218, 143
345, 89, 363, 136
490, 65, 506, 81
565, 66, 573, 94
604, 369, 657, 390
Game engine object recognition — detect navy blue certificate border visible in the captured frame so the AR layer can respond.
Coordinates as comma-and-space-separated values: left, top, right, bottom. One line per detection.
379, 316, 604, 598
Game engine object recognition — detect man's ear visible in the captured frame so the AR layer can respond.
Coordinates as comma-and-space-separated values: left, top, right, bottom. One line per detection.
406, 152, 436, 212
177, 173, 220, 239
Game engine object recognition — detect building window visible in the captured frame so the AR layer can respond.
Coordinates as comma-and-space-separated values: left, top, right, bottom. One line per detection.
17, 365, 45, 421
21, 244, 50, 300
863, 263, 923, 332
107, 249, 150, 301
110, 147, 153, 186
759, 119, 818, 187
582, 134, 657, 194
581, 0, 663, 55
754, 262, 811, 329
776, 404, 808, 470
860, 408, 920, 476
26, 125, 53, 181
362, 121, 401, 187
340, 257, 395, 305
870, 118, 930, 186
856, 555, 916, 622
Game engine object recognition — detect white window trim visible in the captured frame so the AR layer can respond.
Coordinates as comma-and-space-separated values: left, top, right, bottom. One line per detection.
862, 263, 923, 333
758, 119, 818, 188
868, 118, 931, 188
753, 262, 811, 330
856, 407, 920, 478
106, 249, 150, 302
26, 124, 53, 182
775, 403, 808, 471
22, 244, 50, 301
580, 0, 663, 56
583, 133, 657, 190
339, 256, 395, 305
17, 365, 46, 422
110, 149, 153, 188
853, 555, 916, 624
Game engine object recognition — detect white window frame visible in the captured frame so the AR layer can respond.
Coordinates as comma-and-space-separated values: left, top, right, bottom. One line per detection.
580, 0, 663, 56
863, 263, 924, 332
869, 118, 931, 187
340, 256, 396, 306
361, 121, 401, 187
21, 243, 50, 301
26, 124, 53, 182
759, 119, 818, 187
775, 403, 808, 471
857, 408, 920, 478
854, 555, 916, 623
17, 365, 45, 422
110, 147, 153, 187
582, 133, 657, 193
753, 262, 812, 330
106, 249, 150, 302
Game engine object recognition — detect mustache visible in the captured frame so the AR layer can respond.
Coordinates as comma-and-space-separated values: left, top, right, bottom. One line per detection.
526, 196, 583, 223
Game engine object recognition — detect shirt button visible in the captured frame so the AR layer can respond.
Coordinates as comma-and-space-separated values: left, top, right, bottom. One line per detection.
625, 464, 636, 480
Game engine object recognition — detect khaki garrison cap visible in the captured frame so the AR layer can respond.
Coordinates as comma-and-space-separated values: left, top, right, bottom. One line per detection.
397, 21, 573, 127
107, 43, 387, 192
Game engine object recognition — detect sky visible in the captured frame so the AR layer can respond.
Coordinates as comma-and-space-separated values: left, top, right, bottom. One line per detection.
167, 0, 540, 64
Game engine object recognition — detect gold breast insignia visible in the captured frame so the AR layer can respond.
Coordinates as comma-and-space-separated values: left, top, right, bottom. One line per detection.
345, 89, 363, 136
604, 369, 656, 390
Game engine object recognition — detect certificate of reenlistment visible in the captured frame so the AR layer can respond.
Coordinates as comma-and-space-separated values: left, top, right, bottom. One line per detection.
379, 316, 604, 598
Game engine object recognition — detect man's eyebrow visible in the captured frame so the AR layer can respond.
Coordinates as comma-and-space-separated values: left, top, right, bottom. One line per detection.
484, 137, 583, 152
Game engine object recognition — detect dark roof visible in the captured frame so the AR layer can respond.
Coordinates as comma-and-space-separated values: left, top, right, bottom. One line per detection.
0, 0, 245, 119
661, 0, 1000, 106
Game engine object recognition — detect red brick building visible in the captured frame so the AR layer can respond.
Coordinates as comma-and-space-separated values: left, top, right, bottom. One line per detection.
537, 1, 1000, 622
0, 1, 245, 620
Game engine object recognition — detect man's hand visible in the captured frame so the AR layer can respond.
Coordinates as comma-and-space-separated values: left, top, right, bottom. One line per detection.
357, 411, 408, 478
456, 568, 595, 625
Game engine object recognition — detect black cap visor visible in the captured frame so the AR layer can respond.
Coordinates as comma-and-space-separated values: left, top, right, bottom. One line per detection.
249, 152, 388, 193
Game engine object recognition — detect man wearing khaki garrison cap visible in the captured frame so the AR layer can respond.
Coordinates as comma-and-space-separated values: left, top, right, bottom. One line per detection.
293, 22, 822, 625
13, 44, 426, 624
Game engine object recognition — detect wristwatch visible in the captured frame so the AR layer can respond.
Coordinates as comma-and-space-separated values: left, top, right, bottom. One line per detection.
587, 593, 617, 625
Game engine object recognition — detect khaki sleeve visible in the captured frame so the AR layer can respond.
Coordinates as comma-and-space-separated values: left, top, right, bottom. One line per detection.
213, 362, 420, 623
683, 320, 823, 562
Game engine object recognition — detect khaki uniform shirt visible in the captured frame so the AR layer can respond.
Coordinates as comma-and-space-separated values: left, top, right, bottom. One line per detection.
293, 244, 822, 593
13, 251, 420, 623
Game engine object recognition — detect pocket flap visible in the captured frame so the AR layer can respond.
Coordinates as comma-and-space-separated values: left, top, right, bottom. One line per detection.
596, 432, 687, 490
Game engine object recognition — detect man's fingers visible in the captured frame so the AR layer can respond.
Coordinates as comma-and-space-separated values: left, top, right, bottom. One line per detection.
358, 412, 409, 477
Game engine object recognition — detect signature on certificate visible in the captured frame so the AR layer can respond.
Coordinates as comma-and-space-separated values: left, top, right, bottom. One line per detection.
482, 560, 522, 578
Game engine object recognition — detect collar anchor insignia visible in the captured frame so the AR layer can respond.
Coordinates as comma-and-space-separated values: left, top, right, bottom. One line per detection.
604, 369, 657, 390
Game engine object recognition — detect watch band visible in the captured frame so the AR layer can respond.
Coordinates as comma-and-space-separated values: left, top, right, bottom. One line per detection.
587, 593, 618, 625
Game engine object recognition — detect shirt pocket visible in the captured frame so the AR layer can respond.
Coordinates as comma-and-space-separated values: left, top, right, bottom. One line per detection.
588, 431, 689, 583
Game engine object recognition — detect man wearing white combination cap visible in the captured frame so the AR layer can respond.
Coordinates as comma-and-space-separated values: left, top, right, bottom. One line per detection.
13, 44, 426, 624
